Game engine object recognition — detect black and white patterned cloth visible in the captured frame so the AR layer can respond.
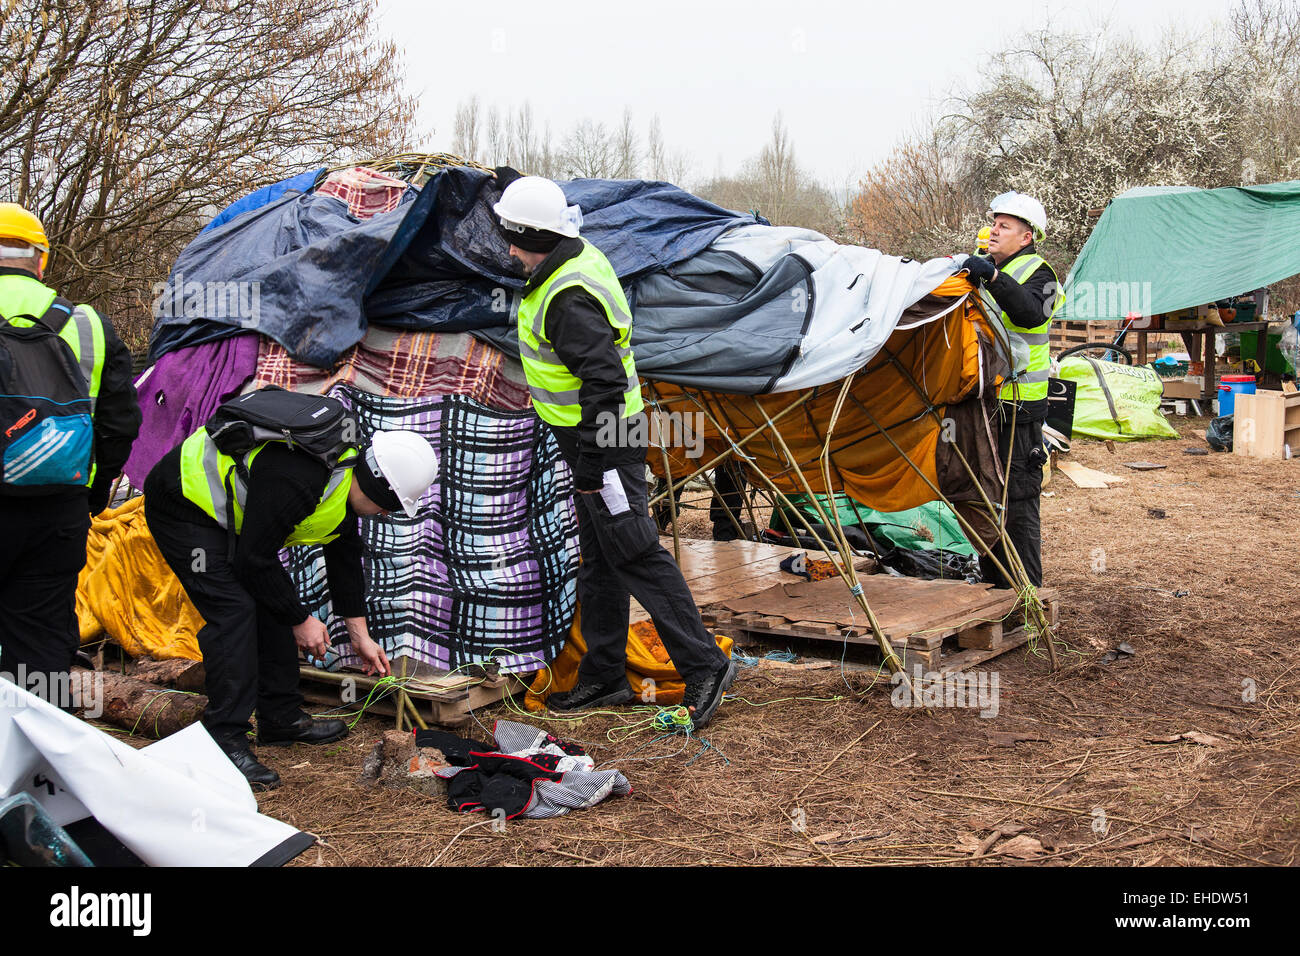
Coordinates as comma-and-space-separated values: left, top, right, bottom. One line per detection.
288, 388, 578, 675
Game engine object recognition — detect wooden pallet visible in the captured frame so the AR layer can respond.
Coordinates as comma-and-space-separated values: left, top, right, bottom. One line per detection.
1050, 320, 1114, 353
298, 660, 523, 730
702, 577, 1059, 674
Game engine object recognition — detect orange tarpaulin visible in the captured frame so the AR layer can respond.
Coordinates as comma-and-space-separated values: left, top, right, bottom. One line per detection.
645, 276, 1004, 531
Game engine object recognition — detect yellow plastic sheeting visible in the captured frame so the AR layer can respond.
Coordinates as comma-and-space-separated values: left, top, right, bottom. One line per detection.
646, 277, 1000, 515
76, 496, 204, 660
525, 610, 733, 712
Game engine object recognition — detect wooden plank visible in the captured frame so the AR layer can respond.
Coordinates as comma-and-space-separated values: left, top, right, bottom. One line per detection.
1056, 461, 1127, 488
956, 621, 1004, 650
632, 536, 860, 624
935, 625, 1031, 677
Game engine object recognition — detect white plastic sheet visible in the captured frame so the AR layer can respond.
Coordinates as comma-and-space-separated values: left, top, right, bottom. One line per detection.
0, 677, 313, 866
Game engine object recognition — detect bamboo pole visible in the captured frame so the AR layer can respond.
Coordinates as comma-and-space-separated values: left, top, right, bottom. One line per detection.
668, 384, 912, 687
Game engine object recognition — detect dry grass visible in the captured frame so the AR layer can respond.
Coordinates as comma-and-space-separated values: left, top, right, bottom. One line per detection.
112, 418, 1300, 866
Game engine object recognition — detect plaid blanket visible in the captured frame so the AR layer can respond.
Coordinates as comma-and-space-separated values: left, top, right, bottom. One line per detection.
254, 327, 530, 410
315, 166, 409, 220
287, 388, 578, 674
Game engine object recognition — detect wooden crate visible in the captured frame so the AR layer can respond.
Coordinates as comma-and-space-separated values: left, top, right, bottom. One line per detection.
1050, 320, 1114, 354
701, 577, 1059, 674
1233, 389, 1300, 459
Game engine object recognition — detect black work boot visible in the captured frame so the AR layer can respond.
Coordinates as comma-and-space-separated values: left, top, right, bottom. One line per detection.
257, 713, 349, 747
220, 741, 281, 792
548, 677, 634, 711
682, 658, 738, 729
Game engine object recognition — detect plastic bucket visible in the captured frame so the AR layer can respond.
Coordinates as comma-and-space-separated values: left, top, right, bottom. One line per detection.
1217, 374, 1256, 416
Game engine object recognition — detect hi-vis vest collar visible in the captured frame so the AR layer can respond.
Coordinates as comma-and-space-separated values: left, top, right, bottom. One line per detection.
0, 273, 105, 413
515, 238, 644, 427
179, 427, 357, 547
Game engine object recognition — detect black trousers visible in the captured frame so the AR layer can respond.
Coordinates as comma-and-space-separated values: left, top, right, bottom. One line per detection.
0, 494, 90, 706
571, 459, 725, 687
980, 407, 1044, 589
144, 502, 304, 746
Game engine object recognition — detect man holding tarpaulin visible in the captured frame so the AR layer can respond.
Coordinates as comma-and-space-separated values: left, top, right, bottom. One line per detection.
963, 192, 1062, 589
489, 169, 736, 728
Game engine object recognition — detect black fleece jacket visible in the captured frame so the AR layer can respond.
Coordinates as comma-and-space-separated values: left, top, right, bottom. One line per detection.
144, 441, 367, 626
522, 237, 646, 489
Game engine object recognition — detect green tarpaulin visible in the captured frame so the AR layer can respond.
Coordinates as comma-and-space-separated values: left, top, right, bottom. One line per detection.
785, 495, 976, 556
1061, 181, 1300, 321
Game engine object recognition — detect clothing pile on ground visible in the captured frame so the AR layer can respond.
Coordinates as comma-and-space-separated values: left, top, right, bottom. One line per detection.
416, 720, 631, 820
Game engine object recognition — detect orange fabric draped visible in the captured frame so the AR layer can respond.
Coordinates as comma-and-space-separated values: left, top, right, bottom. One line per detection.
645, 277, 999, 515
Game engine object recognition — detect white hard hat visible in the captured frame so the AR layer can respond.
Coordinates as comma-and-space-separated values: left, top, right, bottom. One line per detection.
988, 191, 1047, 241
369, 430, 438, 518
493, 176, 583, 238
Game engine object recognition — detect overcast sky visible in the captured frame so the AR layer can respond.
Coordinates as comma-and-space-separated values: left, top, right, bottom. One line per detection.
379, 0, 1243, 187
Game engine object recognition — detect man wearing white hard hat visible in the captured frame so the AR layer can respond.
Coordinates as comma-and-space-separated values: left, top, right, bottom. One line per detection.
143, 389, 438, 789
489, 169, 736, 729
963, 191, 1062, 589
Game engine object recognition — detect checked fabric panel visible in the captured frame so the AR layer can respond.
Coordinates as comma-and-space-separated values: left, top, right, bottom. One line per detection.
287, 387, 578, 675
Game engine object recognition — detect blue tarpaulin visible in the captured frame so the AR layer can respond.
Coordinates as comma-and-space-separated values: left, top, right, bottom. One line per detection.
148, 166, 752, 366
200, 168, 323, 235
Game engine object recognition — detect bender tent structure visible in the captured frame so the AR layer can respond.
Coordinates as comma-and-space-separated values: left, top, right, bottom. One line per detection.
88, 157, 1032, 681
1061, 180, 1300, 322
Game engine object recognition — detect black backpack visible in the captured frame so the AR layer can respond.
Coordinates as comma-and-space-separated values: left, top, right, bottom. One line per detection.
204, 386, 359, 555
205, 385, 357, 470
0, 296, 95, 494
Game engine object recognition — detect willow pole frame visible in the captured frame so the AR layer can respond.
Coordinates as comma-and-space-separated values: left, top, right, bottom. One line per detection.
635, 291, 1063, 674
658, 383, 913, 686
877, 298, 1064, 666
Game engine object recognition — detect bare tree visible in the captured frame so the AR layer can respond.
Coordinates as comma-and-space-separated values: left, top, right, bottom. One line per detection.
451, 95, 481, 161
613, 107, 639, 179
754, 112, 799, 225
486, 103, 507, 166
695, 111, 840, 235
560, 118, 618, 178
945, 26, 1244, 265
645, 113, 692, 184
0, 0, 414, 349
847, 122, 977, 258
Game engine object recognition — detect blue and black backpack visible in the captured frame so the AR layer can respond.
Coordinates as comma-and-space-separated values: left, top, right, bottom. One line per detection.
0, 296, 94, 492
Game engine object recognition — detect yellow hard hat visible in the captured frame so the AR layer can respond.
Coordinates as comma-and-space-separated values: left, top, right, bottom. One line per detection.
0, 203, 49, 271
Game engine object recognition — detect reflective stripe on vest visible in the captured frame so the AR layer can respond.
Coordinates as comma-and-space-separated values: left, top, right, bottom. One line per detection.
990, 253, 1061, 403
179, 428, 357, 546
516, 239, 644, 427
0, 275, 108, 485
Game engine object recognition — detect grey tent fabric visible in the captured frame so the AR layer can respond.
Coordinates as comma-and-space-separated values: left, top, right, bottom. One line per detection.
477, 224, 966, 394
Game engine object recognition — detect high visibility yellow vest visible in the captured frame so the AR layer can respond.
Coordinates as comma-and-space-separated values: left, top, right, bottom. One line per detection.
983, 253, 1061, 403
0, 273, 108, 485
516, 239, 643, 427
178, 427, 357, 546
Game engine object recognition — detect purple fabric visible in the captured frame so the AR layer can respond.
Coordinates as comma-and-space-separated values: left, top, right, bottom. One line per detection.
123, 333, 259, 486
